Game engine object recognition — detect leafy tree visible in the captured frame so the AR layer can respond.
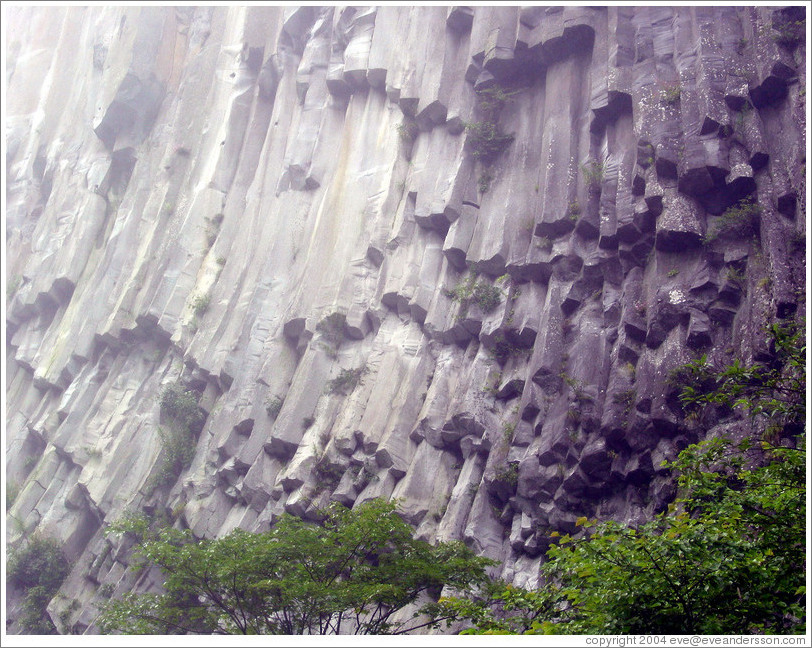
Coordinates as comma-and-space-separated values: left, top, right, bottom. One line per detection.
434, 580, 560, 635
98, 498, 494, 635
677, 320, 805, 439
442, 322, 806, 635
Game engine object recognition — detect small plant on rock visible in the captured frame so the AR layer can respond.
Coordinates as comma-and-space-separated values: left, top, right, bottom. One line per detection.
704, 198, 762, 244
150, 383, 204, 491
450, 272, 503, 318
314, 460, 345, 493
159, 383, 203, 429
660, 83, 681, 106
205, 213, 224, 247
613, 389, 637, 416
770, 18, 804, 48
316, 312, 347, 358
396, 119, 419, 144
488, 332, 522, 364
536, 235, 553, 252
495, 463, 519, 489
265, 396, 284, 419
473, 282, 502, 312
466, 121, 515, 163
478, 170, 493, 194
191, 292, 211, 317
726, 267, 747, 290
326, 365, 367, 395
464, 85, 520, 165
581, 160, 605, 191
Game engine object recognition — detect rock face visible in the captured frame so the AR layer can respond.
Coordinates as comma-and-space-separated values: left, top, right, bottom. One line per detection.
4, 5, 806, 633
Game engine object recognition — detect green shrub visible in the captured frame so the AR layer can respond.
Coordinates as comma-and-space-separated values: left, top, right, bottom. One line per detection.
660, 83, 681, 105
97, 583, 116, 600
450, 273, 502, 318
771, 19, 804, 47
581, 160, 605, 190
488, 331, 523, 364
326, 366, 367, 395
495, 463, 519, 488
397, 119, 419, 144
316, 313, 346, 357
612, 389, 636, 416
57, 598, 81, 633
314, 461, 344, 492
8, 535, 70, 634
476, 85, 521, 114
478, 170, 493, 193
704, 199, 761, 244
151, 383, 204, 490
152, 427, 196, 490
472, 282, 502, 312
466, 121, 515, 163
464, 85, 519, 164
204, 213, 224, 247
191, 293, 210, 317
567, 201, 581, 221
265, 396, 284, 419
566, 408, 581, 425
159, 383, 203, 431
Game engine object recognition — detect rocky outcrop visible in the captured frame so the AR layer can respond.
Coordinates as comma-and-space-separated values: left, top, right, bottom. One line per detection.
5, 5, 806, 634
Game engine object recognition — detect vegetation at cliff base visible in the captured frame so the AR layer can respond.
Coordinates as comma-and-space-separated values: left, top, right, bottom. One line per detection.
98, 498, 494, 635
439, 322, 806, 635
7, 535, 70, 634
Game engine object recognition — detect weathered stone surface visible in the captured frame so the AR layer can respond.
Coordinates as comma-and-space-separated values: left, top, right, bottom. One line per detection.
4, 5, 805, 634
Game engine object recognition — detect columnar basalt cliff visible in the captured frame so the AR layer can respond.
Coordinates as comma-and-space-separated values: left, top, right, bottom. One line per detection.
4, 5, 806, 634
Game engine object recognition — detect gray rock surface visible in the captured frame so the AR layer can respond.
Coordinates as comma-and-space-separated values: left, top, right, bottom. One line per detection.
4, 5, 806, 634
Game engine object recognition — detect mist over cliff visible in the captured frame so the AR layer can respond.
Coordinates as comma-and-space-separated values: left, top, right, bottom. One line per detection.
4, 5, 806, 634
